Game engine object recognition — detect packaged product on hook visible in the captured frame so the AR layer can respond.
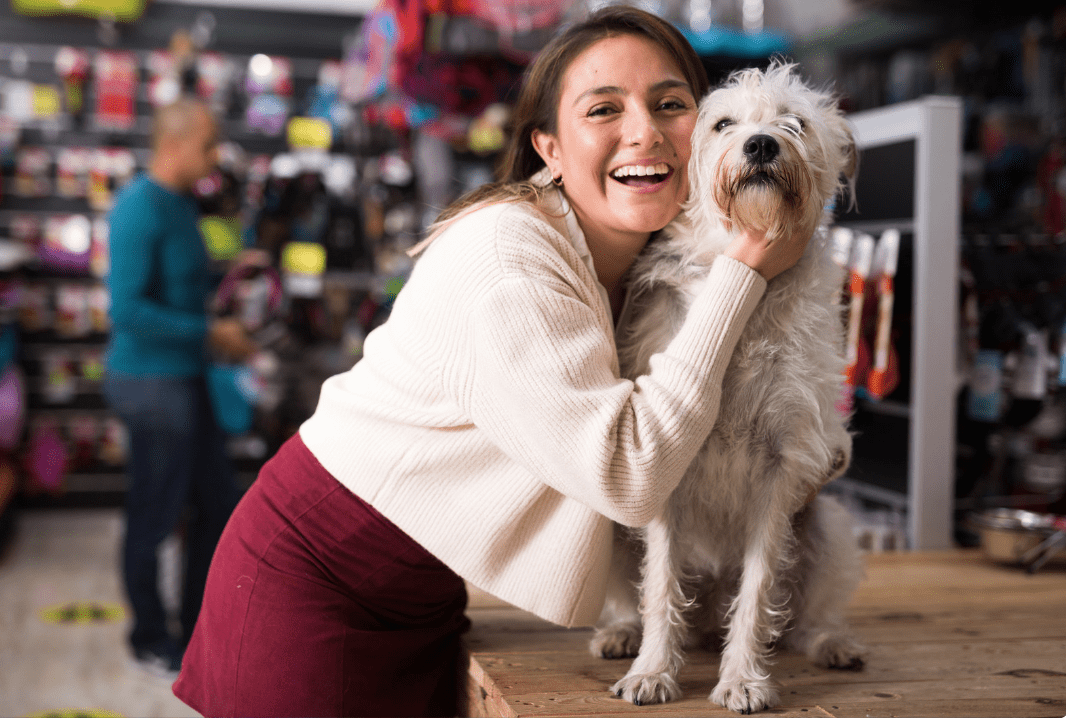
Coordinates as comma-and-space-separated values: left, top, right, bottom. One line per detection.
867, 229, 901, 400
968, 349, 1005, 423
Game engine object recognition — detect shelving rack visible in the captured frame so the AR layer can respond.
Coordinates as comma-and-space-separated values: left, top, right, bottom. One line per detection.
834, 96, 963, 550
0, 1, 361, 505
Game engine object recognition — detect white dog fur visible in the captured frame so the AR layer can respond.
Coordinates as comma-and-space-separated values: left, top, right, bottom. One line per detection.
591, 61, 867, 714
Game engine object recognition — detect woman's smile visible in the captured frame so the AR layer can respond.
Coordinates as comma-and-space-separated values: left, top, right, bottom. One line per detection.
609, 161, 675, 192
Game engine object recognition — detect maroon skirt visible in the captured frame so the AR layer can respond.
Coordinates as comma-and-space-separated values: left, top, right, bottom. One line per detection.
173, 433, 470, 717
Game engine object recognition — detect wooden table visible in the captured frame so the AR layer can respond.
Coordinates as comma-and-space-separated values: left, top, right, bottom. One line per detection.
462, 550, 1066, 718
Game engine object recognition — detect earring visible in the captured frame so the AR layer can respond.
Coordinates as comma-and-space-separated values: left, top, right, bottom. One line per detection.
552, 174, 563, 187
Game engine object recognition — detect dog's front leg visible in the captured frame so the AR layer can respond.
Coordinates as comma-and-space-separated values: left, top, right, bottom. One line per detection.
710, 509, 790, 714
611, 515, 688, 706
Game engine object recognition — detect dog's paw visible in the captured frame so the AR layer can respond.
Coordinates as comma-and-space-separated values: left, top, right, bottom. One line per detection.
590, 622, 641, 659
611, 671, 682, 706
709, 677, 779, 714
809, 632, 867, 671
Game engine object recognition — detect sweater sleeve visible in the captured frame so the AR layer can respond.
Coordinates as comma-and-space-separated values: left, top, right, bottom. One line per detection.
107, 196, 210, 345
464, 254, 766, 528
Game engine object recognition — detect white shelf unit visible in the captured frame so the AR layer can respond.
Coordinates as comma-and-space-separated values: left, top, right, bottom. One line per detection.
836, 96, 963, 550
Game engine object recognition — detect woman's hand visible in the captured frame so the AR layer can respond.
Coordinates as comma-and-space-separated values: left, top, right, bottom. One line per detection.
723, 227, 811, 281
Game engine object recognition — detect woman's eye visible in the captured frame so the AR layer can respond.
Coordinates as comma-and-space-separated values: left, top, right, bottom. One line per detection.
714, 118, 734, 132
588, 105, 616, 117
658, 99, 688, 111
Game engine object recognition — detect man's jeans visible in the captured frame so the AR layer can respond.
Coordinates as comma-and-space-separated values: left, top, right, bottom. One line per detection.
103, 373, 241, 653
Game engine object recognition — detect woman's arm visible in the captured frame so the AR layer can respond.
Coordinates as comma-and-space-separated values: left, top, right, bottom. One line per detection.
464, 254, 765, 527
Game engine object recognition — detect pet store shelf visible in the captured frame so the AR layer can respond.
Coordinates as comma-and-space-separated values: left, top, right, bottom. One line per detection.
830, 476, 909, 511
840, 96, 962, 550
63, 472, 127, 493
857, 397, 911, 419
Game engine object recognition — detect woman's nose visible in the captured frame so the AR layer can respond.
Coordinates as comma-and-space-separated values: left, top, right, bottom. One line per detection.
625, 106, 664, 147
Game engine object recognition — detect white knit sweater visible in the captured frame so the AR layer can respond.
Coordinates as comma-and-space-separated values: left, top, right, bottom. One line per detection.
299, 182, 766, 627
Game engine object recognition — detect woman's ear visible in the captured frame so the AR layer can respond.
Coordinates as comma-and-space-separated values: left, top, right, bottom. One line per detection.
531, 129, 560, 177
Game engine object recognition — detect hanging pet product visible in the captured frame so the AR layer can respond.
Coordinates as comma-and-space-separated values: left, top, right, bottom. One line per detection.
54, 283, 93, 338
55, 46, 91, 124
1058, 319, 1066, 389
213, 260, 285, 336
841, 233, 875, 413
196, 52, 235, 114
40, 215, 92, 274
207, 259, 286, 434
245, 54, 293, 136
93, 50, 138, 131
469, 0, 568, 61
968, 348, 1006, 423
87, 149, 112, 211
90, 217, 109, 279
0, 360, 26, 451
67, 414, 101, 472
98, 416, 128, 467
866, 229, 901, 400
14, 146, 51, 198
56, 147, 91, 199
41, 349, 77, 404
22, 417, 68, 495
1, 257, 28, 455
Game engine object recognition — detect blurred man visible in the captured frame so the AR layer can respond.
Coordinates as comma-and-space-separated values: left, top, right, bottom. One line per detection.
103, 97, 254, 677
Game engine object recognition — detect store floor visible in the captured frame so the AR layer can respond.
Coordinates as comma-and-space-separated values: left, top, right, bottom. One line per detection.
0, 508, 195, 718
7, 508, 1065, 718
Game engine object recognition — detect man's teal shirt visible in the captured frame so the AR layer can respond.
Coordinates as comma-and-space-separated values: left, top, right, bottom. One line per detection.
105, 173, 212, 377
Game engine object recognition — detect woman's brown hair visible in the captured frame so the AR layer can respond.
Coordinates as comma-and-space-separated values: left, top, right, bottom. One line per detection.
411, 5, 709, 253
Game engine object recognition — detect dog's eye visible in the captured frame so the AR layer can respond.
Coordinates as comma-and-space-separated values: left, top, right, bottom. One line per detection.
714, 118, 734, 132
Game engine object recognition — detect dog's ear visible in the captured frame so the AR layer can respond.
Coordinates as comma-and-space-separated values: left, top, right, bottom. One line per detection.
840, 124, 858, 183
838, 122, 858, 211
822, 103, 858, 210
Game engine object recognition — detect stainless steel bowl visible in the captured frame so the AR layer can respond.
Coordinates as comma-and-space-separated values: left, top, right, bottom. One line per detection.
967, 508, 1063, 565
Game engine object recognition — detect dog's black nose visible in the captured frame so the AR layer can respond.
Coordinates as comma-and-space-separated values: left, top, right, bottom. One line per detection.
743, 134, 779, 165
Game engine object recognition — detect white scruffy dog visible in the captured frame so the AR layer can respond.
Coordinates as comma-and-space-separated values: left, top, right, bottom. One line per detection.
591, 62, 867, 714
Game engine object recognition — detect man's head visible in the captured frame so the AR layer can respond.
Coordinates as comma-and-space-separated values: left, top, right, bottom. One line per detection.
150, 97, 219, 191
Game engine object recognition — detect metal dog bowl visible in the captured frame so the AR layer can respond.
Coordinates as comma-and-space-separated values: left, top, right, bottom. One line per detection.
967, 508, 1066, 573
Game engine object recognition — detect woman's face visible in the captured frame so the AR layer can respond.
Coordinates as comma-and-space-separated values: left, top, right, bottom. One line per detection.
533, 34, 698, 253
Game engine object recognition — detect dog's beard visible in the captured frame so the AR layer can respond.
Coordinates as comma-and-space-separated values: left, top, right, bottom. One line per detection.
712, 155, 820, 243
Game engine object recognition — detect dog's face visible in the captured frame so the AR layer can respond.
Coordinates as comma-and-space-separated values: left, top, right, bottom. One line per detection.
686, 62, 856, 246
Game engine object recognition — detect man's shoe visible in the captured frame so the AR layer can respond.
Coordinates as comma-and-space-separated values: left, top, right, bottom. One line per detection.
132, 641, 182, 681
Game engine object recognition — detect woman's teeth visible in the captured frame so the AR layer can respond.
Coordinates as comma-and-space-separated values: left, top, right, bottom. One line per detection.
611, 162, 670, 180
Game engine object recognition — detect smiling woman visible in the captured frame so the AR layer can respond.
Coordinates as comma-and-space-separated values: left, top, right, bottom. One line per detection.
173, 7, 817, 718
530, 33, 698, 299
